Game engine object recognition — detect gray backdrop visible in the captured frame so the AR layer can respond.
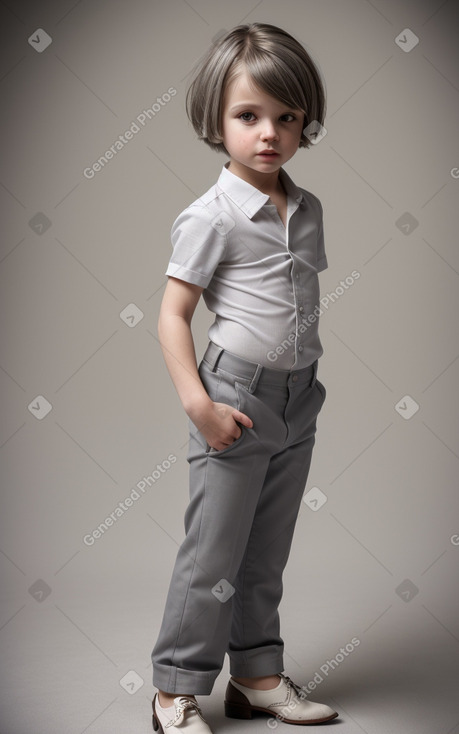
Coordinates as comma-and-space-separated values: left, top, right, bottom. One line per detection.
1, 1, 458, 733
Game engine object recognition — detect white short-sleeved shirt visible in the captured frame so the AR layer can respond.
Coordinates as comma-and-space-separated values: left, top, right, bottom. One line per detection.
165, 161, 328, 370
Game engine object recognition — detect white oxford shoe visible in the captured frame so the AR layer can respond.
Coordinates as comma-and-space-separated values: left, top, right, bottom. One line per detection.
152, 694, 214, 733
224, 673, 338, 725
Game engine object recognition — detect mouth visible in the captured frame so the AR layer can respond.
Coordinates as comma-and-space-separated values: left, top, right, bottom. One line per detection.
257, 151, 280, 159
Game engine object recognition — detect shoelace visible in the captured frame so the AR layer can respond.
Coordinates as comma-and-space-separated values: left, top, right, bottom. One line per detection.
165, 697, 204, 728
280, 674, 309, 703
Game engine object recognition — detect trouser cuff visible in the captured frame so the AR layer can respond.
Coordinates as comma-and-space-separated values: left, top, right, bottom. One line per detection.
228, 645, 284, 678
152, 663, 219, 696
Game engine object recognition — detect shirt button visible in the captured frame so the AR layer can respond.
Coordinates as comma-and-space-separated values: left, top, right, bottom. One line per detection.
292, 374, 298, 382
299, 306, 304, 312
298, 345, 304, 352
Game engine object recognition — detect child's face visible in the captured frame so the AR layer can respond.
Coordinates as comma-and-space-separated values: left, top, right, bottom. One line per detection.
221, 69, 304, 180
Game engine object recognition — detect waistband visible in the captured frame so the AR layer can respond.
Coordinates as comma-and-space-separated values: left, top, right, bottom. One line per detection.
202, 341, 317, 393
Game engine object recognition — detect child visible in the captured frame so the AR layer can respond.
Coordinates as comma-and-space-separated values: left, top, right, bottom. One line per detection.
151, 22, 339, 733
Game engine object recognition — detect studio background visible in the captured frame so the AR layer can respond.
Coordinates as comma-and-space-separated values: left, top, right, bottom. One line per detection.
1, 1, 458, 732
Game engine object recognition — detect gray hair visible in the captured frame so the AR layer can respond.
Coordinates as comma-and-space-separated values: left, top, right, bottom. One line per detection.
185, 22, 327, 154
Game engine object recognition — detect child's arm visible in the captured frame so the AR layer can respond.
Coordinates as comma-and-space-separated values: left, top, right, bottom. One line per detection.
158, 276, 253, 452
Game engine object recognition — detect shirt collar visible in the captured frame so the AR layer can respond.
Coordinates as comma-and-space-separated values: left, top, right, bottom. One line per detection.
216, 161, 305, 219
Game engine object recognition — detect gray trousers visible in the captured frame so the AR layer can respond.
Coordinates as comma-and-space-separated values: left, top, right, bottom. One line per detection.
151, 342, 326, 695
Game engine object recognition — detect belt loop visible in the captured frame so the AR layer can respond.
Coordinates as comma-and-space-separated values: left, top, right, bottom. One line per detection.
310, 359, 318, 387
248, 363, 263, 394
203, 342, 224, 372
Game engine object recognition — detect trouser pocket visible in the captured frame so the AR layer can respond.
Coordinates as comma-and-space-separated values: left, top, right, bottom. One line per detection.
202, 364, 252, 456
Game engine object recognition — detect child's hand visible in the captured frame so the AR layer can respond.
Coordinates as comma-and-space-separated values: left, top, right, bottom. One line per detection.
194, 401, 253, 452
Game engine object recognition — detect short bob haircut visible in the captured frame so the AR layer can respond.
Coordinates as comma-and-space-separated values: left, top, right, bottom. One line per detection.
185, 22, 326, 154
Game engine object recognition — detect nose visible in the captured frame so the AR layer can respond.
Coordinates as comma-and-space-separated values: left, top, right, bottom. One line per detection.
260, 119, 279, 141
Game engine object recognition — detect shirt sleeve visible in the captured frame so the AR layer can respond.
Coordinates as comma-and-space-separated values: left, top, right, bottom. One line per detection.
316, 198, 328, 273
165, 203, 228, 288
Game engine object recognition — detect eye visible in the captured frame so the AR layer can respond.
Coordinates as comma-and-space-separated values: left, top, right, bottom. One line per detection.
237, 111, 297, 123
238, 112, 256, 122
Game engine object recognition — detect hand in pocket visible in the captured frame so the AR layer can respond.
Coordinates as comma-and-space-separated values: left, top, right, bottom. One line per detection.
195, 401, 253, 452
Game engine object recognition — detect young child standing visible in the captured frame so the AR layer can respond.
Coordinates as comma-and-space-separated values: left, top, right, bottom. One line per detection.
151, 22, 338, 733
